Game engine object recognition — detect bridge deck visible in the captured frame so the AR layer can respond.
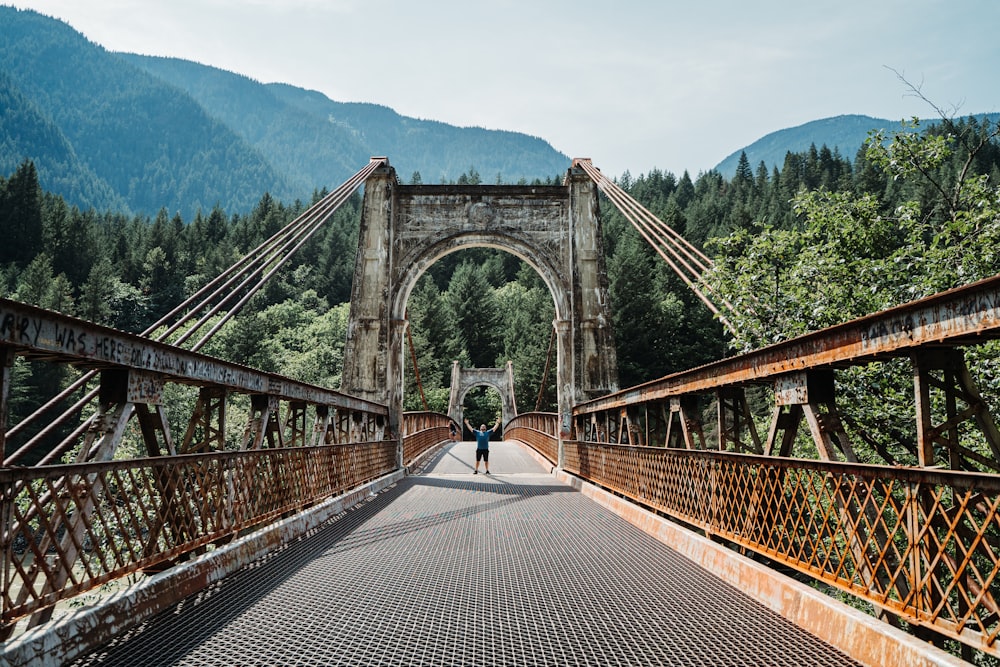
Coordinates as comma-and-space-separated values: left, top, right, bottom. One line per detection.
73, 442, 860, 666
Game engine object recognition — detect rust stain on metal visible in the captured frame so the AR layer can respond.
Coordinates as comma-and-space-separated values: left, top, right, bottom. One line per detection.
576, 275, 1000, 414
0, 298, 387, 416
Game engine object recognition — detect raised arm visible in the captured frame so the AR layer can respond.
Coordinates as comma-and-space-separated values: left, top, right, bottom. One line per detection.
463, 418, 473, 431
493, 415, 501, 431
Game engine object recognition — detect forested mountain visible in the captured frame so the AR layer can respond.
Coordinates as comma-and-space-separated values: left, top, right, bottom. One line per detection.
0, 7, 570, 219
714, 113, 1000, 177
121, 55, 572, 188
0, 7, 296, 219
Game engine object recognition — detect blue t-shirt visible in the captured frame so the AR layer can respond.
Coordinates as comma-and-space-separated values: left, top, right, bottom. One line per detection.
474, 428, 494, 450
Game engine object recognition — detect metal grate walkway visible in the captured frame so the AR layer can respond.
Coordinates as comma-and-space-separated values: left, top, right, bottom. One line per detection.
73, 442, 861, 666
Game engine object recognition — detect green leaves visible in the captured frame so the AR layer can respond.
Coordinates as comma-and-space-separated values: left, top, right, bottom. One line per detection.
703, 116, 1000, 468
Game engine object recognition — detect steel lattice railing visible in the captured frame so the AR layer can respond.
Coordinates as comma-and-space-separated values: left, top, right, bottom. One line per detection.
563, 441, 1000, 654
1, 441, 396, 630
402, 412, 454, 464
505, 413, 559, 464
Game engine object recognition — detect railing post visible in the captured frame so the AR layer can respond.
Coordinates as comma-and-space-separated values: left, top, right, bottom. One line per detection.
0, 468, 12, 640
0, 347, 13, 457
904, 479, 924, 623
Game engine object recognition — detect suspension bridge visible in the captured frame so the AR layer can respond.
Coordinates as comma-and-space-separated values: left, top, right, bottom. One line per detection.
2, 158, 999, 665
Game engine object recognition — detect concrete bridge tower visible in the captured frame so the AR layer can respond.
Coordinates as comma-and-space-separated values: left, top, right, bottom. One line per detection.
340, 160, 618, 458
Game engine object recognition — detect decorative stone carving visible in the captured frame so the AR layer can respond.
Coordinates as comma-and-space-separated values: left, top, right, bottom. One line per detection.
341, 164, 619, 464
468, 202, 496, 227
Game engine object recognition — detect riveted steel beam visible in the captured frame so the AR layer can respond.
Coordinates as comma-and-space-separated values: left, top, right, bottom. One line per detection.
576, 274, 1000, 415
0, 298, 387, 416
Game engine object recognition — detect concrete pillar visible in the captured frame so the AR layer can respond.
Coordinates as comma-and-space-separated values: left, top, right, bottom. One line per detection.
341, 165, 395, 404
447, 361, 463, 425
388, 318, 407, 465
568, 169, 618, 398
555, 318, 573, 467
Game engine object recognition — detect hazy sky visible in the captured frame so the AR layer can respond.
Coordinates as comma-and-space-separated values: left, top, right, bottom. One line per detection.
10, 0, 1000, 179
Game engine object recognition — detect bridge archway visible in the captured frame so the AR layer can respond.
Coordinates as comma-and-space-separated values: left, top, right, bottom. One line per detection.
447, 361, 519, 433
341, 160, 619, 458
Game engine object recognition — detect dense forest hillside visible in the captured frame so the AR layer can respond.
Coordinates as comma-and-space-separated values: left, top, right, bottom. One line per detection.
0, 7, 570, 218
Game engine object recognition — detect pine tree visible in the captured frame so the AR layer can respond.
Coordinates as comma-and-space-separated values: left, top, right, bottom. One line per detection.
0, 160, 43, 267
446, 261, 499, 368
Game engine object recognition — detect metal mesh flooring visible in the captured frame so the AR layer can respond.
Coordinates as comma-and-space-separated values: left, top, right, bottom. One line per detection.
72, 442, 861, 666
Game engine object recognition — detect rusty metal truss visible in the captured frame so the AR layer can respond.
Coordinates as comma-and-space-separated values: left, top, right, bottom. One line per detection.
0, 298, 401, 635
573, 274, 1000, 469
0, 298, 388, 465
549, 273, 1000, 657
562, 442, 1000, 655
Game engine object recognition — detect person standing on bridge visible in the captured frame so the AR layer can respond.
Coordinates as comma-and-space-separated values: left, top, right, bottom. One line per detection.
465, 415, 501, 475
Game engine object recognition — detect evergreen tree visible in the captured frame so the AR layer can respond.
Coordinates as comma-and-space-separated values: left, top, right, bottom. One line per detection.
13, 253, 56, 306
446, 260, 499, 368
608, 231, 667, 387
78, 257, 117, 325
494, 273, 555, 411
0, 160, 43, 267
408, 277, 466, 386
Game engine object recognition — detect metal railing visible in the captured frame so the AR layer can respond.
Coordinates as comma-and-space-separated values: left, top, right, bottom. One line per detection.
1, 440, 396, 631
505, 412, 559, 464
401, 412, 454, 465
563, 440, 1000, 655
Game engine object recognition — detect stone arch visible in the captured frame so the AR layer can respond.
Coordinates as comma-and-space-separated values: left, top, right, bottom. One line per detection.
391, 235, 567, 324
446, 361, 519, 432
340, 160, 618, 463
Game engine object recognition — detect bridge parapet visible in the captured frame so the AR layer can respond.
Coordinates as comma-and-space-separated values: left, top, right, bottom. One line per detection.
563, 440, 1000, 657
506, 412, 558, 464
401, 411, 454, 465
0, 298, 393, 636
567, 273, 1000, 658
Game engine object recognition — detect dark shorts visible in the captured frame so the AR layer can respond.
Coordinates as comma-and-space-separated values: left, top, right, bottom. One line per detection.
476, 449, 489, 462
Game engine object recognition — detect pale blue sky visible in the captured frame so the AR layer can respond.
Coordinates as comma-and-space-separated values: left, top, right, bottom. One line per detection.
10, 0, 1000, 179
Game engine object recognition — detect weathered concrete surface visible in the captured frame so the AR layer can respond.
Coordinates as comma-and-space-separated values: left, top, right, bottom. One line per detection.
446, 361, 518, 428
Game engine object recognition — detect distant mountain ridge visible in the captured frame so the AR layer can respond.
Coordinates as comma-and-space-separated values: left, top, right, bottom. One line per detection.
3, 7, 997, 219
119, 54, 570, 191
0, 7, 570, 218
0, 7, 296, 218
714, 113, 1000, 177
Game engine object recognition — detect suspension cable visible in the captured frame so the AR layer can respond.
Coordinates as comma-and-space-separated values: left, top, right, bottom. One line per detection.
4, 158, 387, 466
573, 158, 738, 336
534, 325, 556, 412
405, 311, 430, 412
